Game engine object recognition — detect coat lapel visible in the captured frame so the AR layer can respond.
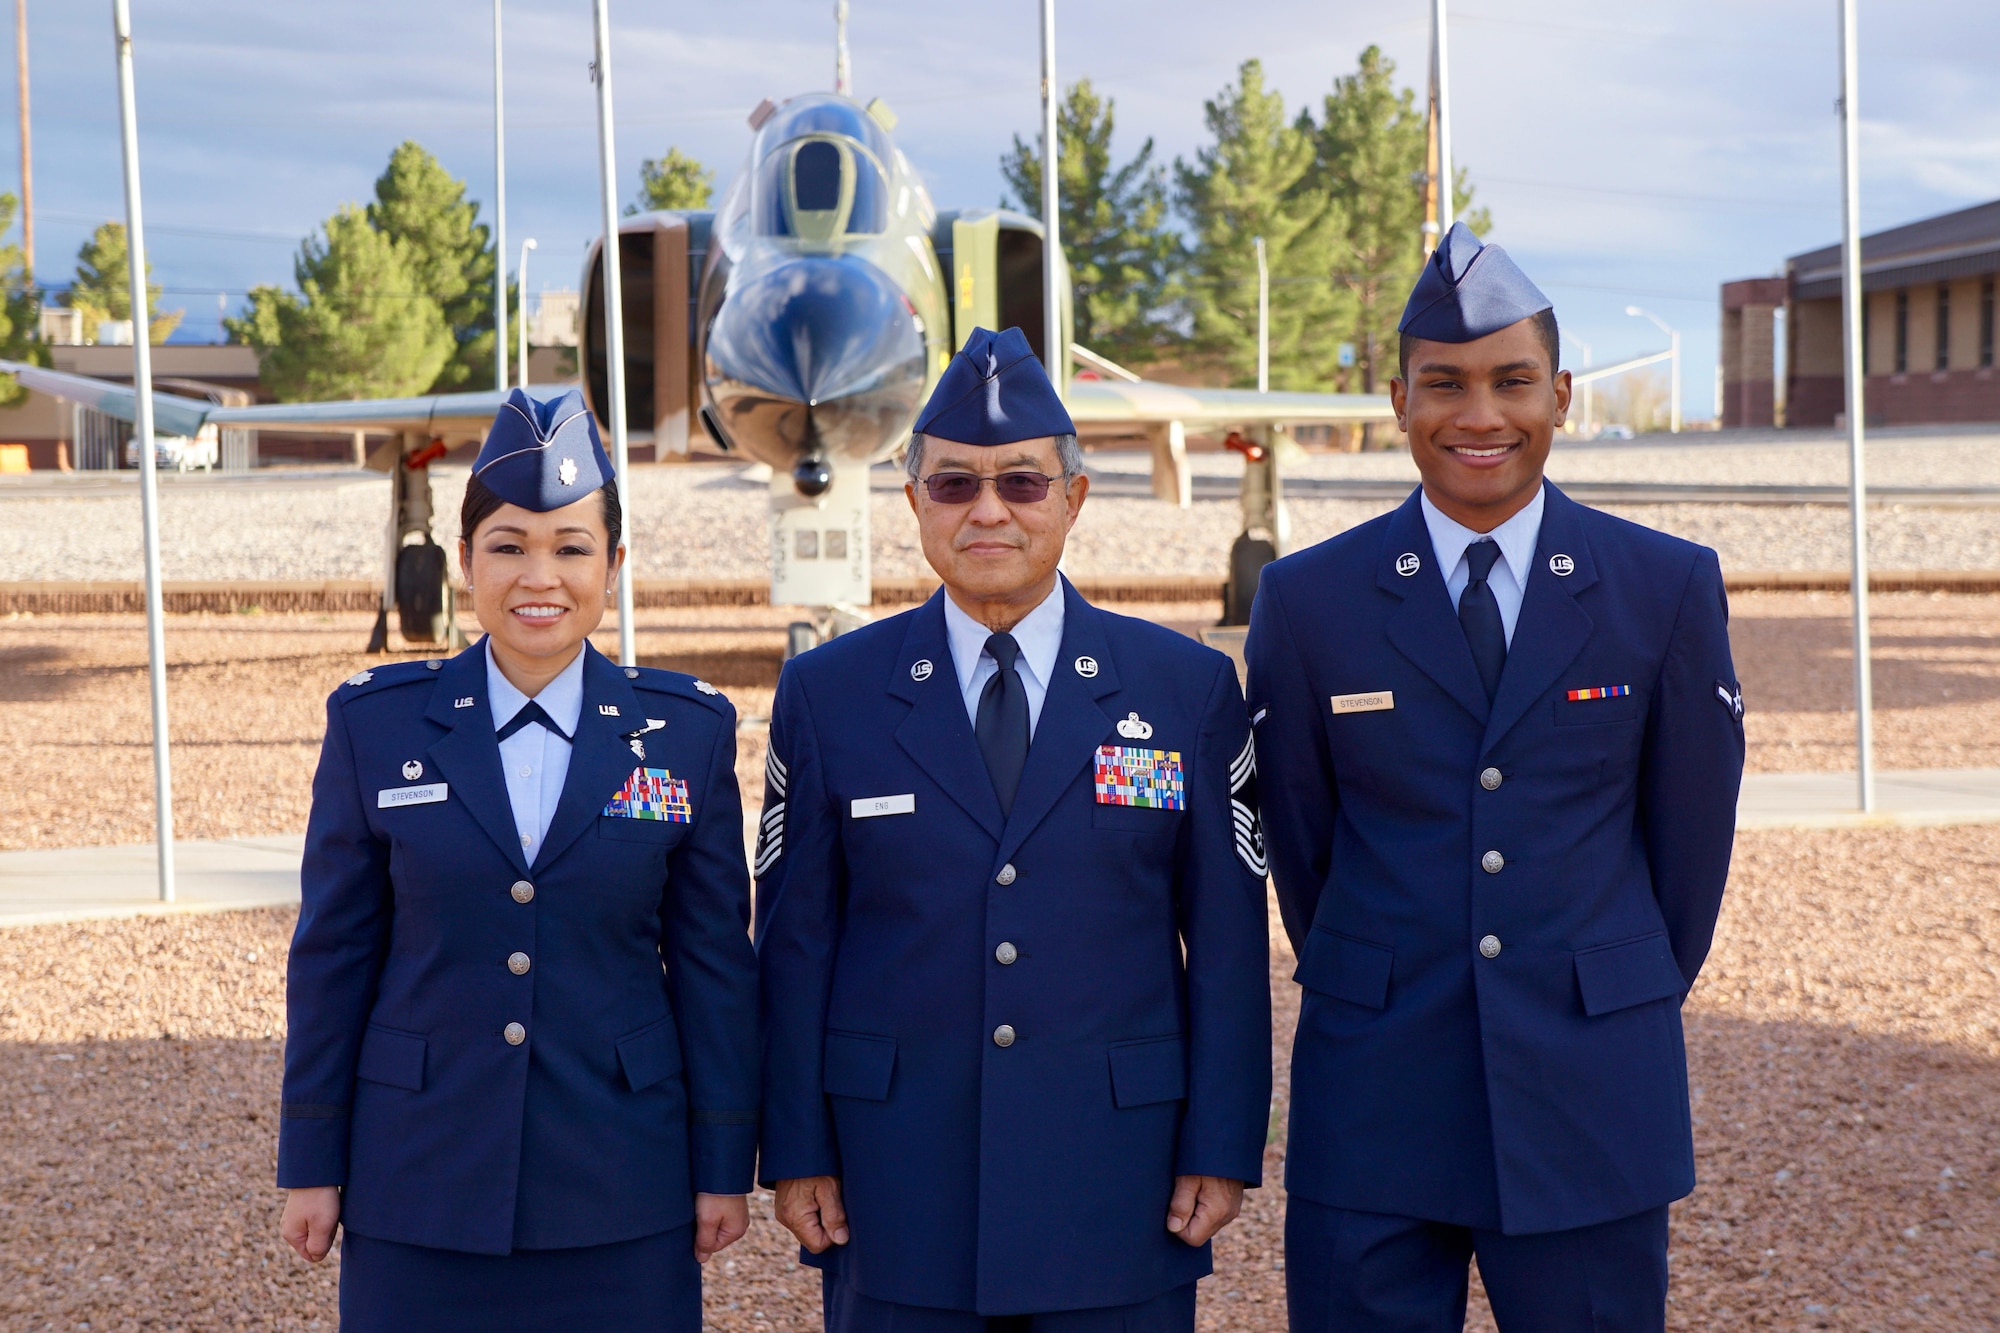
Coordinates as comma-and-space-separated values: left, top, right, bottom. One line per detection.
534, 643, 646, 871
1481, 483, 1598, 752
1378, 489, 1491, 726
423, 641, 530, 876
889, 593, 1005, 840
996, 579, 1117, 866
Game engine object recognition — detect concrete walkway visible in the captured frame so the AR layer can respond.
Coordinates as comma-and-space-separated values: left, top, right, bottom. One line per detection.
4, 774, 1998, 928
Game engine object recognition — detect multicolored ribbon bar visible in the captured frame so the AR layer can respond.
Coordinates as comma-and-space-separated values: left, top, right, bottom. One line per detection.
1093, 745, 1186, 810
604, 767, 692, 822
1566, 685, 1632, 701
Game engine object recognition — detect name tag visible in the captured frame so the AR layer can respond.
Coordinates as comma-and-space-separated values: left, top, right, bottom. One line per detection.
1331, 691, 1395, 715
851, 793, 915, 819
378, 783, 448, 809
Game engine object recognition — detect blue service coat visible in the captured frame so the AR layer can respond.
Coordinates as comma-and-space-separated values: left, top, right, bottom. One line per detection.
1246, 483, 1744, 1237
755, 580, 1272, 1315
277, 641, 759, 1255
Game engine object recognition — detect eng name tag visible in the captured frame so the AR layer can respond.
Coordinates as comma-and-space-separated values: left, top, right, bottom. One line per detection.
378, 783, 448, 809
1331, 691, 1394, 715
851, 793, 915, 819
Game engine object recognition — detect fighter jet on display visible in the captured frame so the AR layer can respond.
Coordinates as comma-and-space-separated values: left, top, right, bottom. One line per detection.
0, 90, 1391, 646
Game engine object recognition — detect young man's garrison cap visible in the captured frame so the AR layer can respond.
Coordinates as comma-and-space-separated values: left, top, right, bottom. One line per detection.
1398, 221, 1553, 344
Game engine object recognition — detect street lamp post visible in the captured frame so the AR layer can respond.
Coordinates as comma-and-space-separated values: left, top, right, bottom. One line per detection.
492, 0, 508, 392
1625, 306, 1681, 434
1837, 0, 1874, 812
591, 0, 635, 667
517, 236, 536, 390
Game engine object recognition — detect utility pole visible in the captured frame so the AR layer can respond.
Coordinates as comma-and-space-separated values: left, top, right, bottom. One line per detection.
112, 0, 173, 902
1038, 0, 1062, 391
1837, 0, 1875, 812
15, 0, 29, 272
1432, 0, 1453, 235
592, 0, 635, 667
493, 0, 508, 390
834, 0, 851, 96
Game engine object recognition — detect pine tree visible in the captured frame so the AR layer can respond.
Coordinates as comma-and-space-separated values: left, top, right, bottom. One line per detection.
1173, 60, 1345, 390
628, 148, 714, 214
226, 205, 452, 402
367, 141, 499, 392
0, 193, 43, 407
1000, 79, 1180, 366
69, 221, 182, 343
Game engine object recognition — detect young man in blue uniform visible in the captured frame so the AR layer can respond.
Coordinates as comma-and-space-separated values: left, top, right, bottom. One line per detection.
756, 327, 1272, 1332
1247, 224, 1745, 1332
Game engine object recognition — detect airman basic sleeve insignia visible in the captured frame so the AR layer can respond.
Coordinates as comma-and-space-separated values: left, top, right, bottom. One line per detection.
1229, 734, 1267, 878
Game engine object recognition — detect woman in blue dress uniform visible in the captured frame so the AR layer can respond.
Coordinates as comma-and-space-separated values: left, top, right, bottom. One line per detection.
276, 388, 759, 1330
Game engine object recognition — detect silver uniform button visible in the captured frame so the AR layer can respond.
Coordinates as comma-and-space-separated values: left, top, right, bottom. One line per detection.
992, 1024, 1016, 1048
511, 880, 535, 904
995, 942, 1018, 965
1481, 850, 1505, 874
1480, 767, 1503, 791
504, 1022, 526, 1045
508, 952, 531, 975
1479, 935, 1502, 959
995, 864, 1017, 886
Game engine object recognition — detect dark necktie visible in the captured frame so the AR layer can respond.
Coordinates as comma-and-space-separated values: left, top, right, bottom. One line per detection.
974, 632, 1030, 817
1459, 540, 1508, 702
495, 700, 572, 744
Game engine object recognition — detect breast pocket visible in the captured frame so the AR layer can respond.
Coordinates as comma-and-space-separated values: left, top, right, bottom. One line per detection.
1092, 803, 1184, 834
1552, 692, 1644, 727
597, 814, 692, 846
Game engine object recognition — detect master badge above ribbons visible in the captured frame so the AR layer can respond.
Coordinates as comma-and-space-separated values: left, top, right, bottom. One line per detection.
604, 768, 693, 822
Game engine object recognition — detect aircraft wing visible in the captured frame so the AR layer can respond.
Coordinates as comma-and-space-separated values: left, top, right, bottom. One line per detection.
0, 360, 216, 438
1067, 377, 1395, 426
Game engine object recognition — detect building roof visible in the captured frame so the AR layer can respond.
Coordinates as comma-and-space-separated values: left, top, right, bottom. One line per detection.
1788, 197, 2000, 300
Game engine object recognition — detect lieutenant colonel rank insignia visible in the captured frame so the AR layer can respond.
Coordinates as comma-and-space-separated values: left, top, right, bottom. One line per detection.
603, 768, 692, 822
1093, 746, 1185, 810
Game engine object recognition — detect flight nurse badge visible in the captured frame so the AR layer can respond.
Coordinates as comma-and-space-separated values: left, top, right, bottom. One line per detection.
603, 768, 692, 822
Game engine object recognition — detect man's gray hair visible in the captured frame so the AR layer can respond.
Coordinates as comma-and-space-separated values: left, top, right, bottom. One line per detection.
904, 431, 1085, 482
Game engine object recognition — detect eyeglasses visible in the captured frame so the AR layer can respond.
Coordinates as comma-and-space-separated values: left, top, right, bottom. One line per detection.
920, 471, 1067, 505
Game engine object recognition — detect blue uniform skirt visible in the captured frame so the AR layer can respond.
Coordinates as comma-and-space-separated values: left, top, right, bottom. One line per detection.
338, 1224, 701, 1332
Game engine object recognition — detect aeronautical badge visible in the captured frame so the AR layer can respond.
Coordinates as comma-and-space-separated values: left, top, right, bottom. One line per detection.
694, 680, 721, 696
603, 767, 692, 822
401, 760, 423, 781
344, 669, 374, 687
1115, 712, 1153, 740
753, 747, 788, 878
1093, 745, 1185, 810
624, 717, 667, 761
1229, 734, 1267, 878
1715, 679, 1745, 722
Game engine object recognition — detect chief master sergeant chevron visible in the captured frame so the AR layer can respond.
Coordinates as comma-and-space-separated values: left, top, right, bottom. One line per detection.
1247, 223, 1745, 1333
755, 326, 1273, 1333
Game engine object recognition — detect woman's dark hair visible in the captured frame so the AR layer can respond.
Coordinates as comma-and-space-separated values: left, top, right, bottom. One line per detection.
460, 473, 622, 553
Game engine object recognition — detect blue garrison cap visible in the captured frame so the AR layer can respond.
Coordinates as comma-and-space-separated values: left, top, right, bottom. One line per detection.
1398, 221, 1552, 343
913, 326, 1075, 444
472, 388, 613, 511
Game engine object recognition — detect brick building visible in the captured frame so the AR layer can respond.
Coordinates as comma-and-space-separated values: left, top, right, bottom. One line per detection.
1721, 197, 2000, 429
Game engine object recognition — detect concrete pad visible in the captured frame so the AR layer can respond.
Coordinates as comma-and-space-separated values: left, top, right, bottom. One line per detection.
1737, 768, 2000, 830
0, 836, 303, 928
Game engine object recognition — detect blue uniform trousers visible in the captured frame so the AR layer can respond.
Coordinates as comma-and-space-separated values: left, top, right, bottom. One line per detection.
825, 1272, 1196, 1333
339, 1224, 701, 1332
1284, 1199, 1668, 1333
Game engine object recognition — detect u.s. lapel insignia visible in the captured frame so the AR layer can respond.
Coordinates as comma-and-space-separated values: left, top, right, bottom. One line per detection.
598, 704, 620, 716
402, 760, 423, 781
1115, 712, 1153, 740
1549, 553, 1576, 577
1074, 655, 1100, 678
1395, 552, 1421, 577
910, 658, 934, 682
454, 696, 476, 709
344, 669, 373, 687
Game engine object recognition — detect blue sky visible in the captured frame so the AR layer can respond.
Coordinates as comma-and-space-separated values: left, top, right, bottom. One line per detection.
15, 0, 2000, 419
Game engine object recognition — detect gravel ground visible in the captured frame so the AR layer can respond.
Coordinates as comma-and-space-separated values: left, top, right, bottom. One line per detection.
4, 426, 1999, 586
4, 595, 2000, 1329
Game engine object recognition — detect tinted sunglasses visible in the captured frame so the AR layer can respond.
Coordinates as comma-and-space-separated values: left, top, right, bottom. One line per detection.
921, 471, 1066, 505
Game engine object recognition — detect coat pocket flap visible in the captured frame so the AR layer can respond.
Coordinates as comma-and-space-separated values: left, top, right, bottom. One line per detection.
616, 1016, 685, 1092
1573, 932, 1687, 1016
1294, 926, 1394, 1010
1107, 1034, 1188, 1108
356, 1024, 426, 1092
822, 1030, 897, 1101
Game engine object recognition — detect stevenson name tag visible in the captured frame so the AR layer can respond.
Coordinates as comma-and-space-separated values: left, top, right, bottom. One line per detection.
851, 793, 915, 819
1331, 691, 1395, 715
378, 783, 448, 809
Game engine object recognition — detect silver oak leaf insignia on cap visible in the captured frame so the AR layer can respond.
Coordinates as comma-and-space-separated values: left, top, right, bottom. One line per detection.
559, 456, 578, 486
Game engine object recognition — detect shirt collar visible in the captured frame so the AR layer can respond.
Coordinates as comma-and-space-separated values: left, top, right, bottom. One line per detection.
1419, 483, 1546, 587
484, 638, 588, 738
942, 581, 1067, 693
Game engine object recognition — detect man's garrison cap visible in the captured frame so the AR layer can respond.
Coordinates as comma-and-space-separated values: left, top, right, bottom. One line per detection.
1398, 221, 1553, 344
913, 326, 1075, 445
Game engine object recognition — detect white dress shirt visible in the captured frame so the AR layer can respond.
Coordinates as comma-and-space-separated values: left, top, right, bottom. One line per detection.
943, 582, 1066, 738
1420, 484, 1546, 647
486, 640, 586, 862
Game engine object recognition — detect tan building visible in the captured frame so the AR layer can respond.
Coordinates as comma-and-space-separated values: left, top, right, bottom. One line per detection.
1723, 198, 1999, 429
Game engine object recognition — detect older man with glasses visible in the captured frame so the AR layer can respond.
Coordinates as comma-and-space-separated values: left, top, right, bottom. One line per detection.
755, 326, 1272, 1333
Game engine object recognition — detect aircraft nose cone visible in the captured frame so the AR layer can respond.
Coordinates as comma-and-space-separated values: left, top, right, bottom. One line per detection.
704, 255, 927, 471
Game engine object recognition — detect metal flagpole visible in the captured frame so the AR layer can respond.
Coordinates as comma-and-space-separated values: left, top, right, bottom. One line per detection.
1038, 0, 1062, 390
591, 0, 635, 667
1837, 0, 1875, 811
1432, 0, 1453, 233
517, 236, 536, 389
493, 0, 508, 390
834, 0, 851, 96
112, 0, 174, 902
1254, 236, 1268, 393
